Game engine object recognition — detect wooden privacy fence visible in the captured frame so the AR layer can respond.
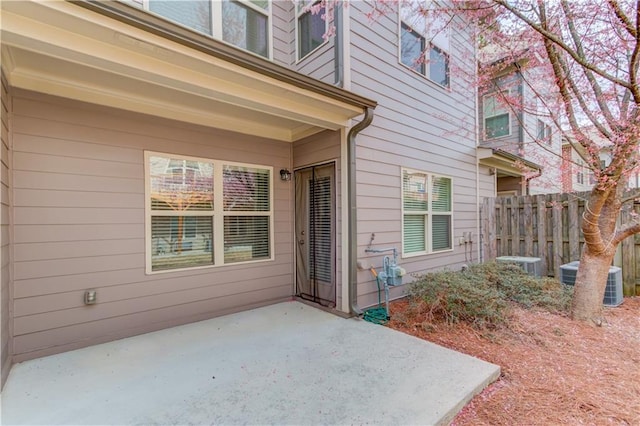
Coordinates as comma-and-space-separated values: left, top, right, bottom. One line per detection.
480, 191, 640, 296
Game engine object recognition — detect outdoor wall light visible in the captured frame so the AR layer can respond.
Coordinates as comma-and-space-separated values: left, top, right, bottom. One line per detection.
280, 169, 292, 181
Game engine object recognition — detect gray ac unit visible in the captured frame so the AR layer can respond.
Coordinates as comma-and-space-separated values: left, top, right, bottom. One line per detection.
496, 256, 542, 277
559, 261, 623, 307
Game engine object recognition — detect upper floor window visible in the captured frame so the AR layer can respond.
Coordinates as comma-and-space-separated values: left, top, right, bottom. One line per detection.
399, 1, 450, 88
402, 169, 453, 256
483, 92, 511, 139
576, 159, 585, 185
147, 0, 270, 58
537, 119, 552, 145
146, 152, 273, 273
296, 1, 327, 60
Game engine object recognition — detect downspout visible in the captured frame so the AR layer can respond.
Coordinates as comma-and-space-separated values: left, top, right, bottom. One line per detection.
334, 1, 343, 87
348, 107, 375, 316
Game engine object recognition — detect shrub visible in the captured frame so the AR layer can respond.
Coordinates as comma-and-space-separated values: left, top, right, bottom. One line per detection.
408, 262, 573, 328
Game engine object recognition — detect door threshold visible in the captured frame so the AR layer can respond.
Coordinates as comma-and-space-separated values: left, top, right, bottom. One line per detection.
294, 297, 352, 318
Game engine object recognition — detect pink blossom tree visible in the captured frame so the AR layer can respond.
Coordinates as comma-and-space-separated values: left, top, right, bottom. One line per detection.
454, 0, 640, 324
307, 0, 640, 323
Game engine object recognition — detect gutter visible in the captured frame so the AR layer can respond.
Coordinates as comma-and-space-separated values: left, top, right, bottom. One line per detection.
348, 107, 375, 316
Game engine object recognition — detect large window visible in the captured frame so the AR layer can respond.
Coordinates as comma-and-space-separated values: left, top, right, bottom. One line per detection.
296, 0, 327, 60
399, 1, 450, 88
146, 152, 272, 273
484, 92, 511, 139
148, 0, 270, 58
402, 169, 452, 256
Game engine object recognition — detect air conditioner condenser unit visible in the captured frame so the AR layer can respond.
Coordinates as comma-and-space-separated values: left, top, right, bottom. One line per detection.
559, 261, 623, 307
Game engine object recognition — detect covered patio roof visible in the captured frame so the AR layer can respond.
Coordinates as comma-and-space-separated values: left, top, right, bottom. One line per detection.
478, 147, 542, 177
0, 1, 376, 142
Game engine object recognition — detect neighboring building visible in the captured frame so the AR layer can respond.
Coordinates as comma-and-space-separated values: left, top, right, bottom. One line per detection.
478, 53, 563, 195
562, 128, 639, 192
0, 0, 496, 385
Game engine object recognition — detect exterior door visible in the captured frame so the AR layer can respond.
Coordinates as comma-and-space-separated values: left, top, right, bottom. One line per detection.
295, 163, 336, 307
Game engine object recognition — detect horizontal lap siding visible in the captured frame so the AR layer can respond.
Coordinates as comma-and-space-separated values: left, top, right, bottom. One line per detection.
272, 1, 294, 66
293, 130, 342, 308
1, 71, 12, 387
348, 5, 482, 307
11, 90, 293, 361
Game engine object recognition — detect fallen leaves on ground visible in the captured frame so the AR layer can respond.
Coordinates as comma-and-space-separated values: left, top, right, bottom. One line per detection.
388, 297, 640, 425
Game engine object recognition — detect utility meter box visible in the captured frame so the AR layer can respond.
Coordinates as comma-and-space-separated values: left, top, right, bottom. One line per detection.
387, 265, 406, 286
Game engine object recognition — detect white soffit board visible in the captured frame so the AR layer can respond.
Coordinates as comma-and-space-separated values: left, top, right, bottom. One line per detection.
1, 1, 364, 142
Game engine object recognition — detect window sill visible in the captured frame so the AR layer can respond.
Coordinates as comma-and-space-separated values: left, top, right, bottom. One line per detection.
401, 247, 454, 259
397, 61, 451, 92
145, 256, 275, 275
296, 39, 330, 65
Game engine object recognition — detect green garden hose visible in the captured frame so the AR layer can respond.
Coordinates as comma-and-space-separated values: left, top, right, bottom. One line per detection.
363, 272, 389, 325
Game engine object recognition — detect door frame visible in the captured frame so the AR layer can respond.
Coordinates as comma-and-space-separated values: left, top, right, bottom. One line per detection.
293, 160, 338, 306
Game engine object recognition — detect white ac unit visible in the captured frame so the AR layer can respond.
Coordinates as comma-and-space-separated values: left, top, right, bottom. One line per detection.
496, 256, 542, 277
559, 261, 623, 307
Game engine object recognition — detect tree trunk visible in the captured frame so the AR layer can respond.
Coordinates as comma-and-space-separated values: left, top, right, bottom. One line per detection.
570, 248, 615, 324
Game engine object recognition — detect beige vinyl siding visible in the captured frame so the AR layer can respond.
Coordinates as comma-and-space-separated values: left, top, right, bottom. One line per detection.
348, 4, 480, 307
11, 90, 293, 362
271, 1, 336, 84
271, 1, 295, 66
292, 130, 342, 308
1, 71, 12, 388
479, 75, 522, 153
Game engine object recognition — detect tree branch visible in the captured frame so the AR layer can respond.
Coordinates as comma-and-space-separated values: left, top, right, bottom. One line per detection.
612, 221, 640, 246
606, 0, 638, 38
560, 0, 619, 129
494, 0, 634, 89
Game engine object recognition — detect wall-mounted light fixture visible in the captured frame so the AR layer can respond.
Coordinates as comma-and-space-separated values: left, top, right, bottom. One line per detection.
280, 169, 292, 181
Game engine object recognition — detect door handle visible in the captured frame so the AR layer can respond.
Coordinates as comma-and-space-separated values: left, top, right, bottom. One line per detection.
299, 239, 305, 245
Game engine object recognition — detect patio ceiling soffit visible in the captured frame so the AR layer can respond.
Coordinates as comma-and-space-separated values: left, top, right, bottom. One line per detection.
0, 1, 376, 142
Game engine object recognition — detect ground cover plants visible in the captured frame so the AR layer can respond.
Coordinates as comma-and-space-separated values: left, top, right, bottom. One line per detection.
389, 262, 640, 425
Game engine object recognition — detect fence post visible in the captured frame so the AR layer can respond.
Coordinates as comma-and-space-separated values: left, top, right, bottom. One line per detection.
500, 197, 509, 256
568, 195, 580, 261
524, 195, 533, 256
482, 197, 497, 261
510, 196, 519, 256
620, 206, 636, 296
552, 194, 563, 279
537, 195, 547, 276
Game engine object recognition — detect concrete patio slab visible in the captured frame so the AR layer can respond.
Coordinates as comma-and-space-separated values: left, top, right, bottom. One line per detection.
1, 301, 499, 425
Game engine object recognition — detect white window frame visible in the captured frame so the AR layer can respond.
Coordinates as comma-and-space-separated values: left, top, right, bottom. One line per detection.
143, 0, 273, 59
537, 119, 552, 145
576, 159, 585, 185
483, 91, 512, 140
401, 168, 454, 258
398, 1, 451, 88
145, 151, 274, 274
295, 0, 329, 62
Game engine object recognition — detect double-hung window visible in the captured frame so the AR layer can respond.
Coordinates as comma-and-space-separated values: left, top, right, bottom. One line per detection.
402, 169, 453, 256
537, 120, 552, 145
296, 0, 327, 60
146, 152, 273, 273
147, 0, 270, 58
484, 91, 511, 139
399, 1, 450, 88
